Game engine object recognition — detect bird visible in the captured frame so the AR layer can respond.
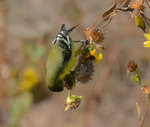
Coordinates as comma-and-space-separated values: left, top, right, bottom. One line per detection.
46, 24, 77, 92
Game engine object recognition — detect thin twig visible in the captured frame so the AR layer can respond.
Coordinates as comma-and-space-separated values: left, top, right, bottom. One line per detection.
86, 1, 118, 41
137, 85, 142, 122
86, 6, 117, 40
95, 0, 129, 30
140, 96, 150, 127
145, 0, 150, 10
91, 1, 117, 28
87, 0, 129, 41
141, 13, 150, 28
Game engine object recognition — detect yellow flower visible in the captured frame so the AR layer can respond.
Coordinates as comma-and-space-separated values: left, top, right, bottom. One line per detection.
89, 49, 103, 63
95, 53, 103, 64
143, 29, 150, 48
19, 68, 40, 91
89, 49, 96, 55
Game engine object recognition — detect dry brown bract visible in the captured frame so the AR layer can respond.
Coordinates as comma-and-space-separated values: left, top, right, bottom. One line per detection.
141, 85, 150, 95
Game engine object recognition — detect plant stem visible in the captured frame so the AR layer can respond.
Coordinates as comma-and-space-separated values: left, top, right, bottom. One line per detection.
145, 0, 150, 10
140, 95, 150, 127
137, 85, 142, 122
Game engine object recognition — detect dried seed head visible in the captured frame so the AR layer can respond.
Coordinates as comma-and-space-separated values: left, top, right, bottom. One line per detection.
75, 59, 94, 84
65, 93, 82, 111
84, 27, 104, 43
141, 85, 150, 95
64, 73, 75, 90
129, 0, 144, 11
125, 60, 137, 74
65, 98, 81, 110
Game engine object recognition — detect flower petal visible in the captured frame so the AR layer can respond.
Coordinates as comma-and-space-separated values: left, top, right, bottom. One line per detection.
90, 49, 96, 55
143, 41, 150, 48
65, 106, 69, 111
144, 33, 150, 40
95, 53, 103, 63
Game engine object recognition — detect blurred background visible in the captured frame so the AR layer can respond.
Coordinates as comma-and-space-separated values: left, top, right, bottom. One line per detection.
0, 0, 150, 127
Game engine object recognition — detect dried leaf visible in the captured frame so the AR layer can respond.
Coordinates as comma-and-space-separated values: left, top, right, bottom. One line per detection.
102, 3, 117, 21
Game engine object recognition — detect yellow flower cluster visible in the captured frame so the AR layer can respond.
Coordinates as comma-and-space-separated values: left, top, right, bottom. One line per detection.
19, 68, 40, 92
89, 49, 103, 63
143, 29, 150, 48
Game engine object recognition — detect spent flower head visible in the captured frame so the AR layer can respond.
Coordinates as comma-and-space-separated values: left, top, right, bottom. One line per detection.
129, 0, 144, 11
75, 46, 102, 84
84, 28, 104, 44
129, 0, 145, 22
64, 73, 75, 90
125, 60, 141, 85
75, 59, 94, 83
125, 60, 138, 74
65, 91, 83, 111
141, 85, 150, 95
